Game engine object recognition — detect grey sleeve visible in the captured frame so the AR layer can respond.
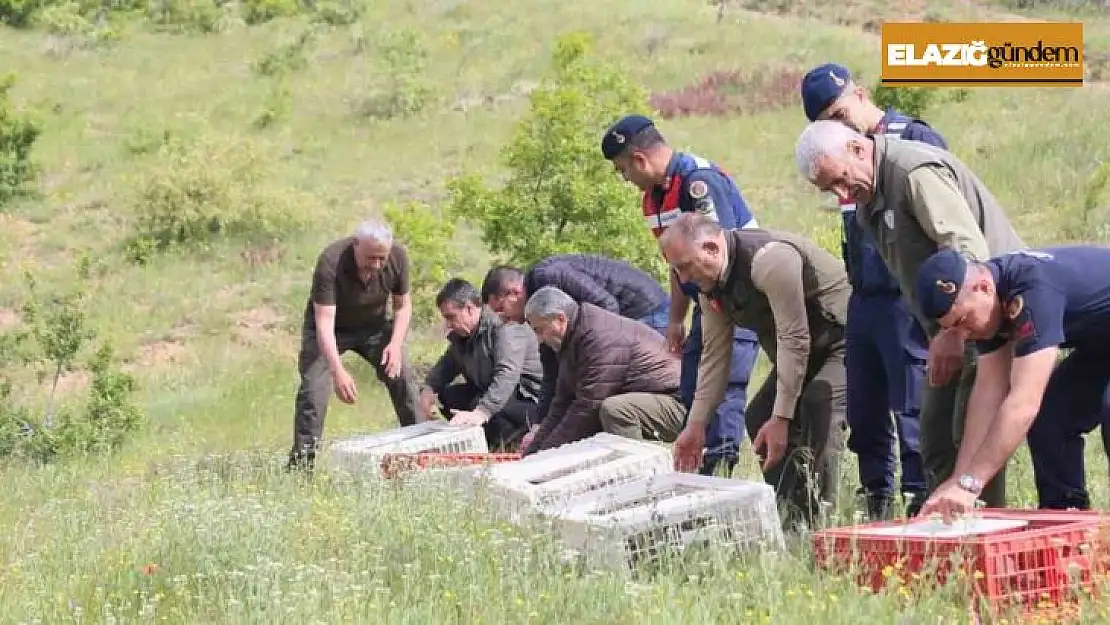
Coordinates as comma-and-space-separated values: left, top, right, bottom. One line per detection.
475, 324, 533, 415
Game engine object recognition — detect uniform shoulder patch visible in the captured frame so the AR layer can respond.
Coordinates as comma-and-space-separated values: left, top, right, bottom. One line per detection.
688, 180, 708, 200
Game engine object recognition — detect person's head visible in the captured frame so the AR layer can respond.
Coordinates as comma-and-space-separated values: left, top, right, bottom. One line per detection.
522, 286, 578, 352
914, 249, 1004, 340
481, 265, 527, 323
352, 218, 394, 273
600, 114, 673, 191
800, 63, 885, 134
436, 278, 483, 337
795, 120, 878, 204
657, 213, 728, 292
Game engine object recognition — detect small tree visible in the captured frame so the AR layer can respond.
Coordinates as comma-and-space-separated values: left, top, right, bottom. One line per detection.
381, 200, 463, 323
0, 73, 41, 208
446, 32, 664, 279
0, 257, 144, 463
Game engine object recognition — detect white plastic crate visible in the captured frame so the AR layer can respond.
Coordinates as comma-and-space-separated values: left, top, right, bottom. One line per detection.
325, 420, 489, 475
484, 433, 673, 523
545, 472, 785, 573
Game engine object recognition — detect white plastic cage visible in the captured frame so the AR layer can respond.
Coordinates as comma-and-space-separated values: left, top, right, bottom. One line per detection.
324, 420, 489, 475
484, 433, 674, 523
544, 472, 785, 573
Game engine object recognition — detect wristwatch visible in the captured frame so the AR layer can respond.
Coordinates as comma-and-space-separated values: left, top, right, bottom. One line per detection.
957, 474, 984, 495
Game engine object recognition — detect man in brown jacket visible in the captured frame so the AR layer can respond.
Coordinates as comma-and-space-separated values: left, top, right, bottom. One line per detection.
660, 213, 850, 527
794, 120, 1025, 509
520, 286, 685, 455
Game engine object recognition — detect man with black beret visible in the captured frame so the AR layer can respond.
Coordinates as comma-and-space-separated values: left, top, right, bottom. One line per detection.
912, 246, 1110, 521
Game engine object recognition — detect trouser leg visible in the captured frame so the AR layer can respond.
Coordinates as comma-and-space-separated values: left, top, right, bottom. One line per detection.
845, 297, 896, 516
288, 332, 342, 469
351, 322, 420, 427
880, 295, 928, 515
745, 348, 846, 528
436, 382, 534, 452
598, 392, 686, 443
1027, 350, 1110, 509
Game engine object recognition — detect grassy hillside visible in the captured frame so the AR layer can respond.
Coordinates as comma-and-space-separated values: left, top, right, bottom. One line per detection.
1, 0, 1110, 621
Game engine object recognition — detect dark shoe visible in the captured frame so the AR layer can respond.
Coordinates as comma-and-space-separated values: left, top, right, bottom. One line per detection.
856, 487, 894, 521
902, 490, 927, 518
698, 455, 738, 477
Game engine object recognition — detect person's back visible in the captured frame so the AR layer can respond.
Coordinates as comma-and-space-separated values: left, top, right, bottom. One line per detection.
985, 247, 1110, 351
525, 254, 667, 320
524, 296, 684, 453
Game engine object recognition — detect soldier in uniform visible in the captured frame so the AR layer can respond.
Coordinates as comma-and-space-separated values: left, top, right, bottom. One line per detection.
601, 114, 761, 476
913, 247, 1110, 519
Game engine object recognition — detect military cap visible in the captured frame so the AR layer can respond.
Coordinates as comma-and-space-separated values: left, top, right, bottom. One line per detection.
800, 62, 852, 122
914, 248, 969, 320
600, 114, 654, 160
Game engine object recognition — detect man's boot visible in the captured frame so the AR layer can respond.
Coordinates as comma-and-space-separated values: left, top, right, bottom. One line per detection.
902, 489, 928, 518
856, 487, 894, 521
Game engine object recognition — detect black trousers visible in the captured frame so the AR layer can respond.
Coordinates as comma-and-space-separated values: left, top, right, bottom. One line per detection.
288, 322, 420, 468
437, 382, 536, 452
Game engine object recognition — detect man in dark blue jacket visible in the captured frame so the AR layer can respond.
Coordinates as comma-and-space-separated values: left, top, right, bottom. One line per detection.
481, 254, 673, 450
801, 62, 949, 519
912, 247, 1110, 520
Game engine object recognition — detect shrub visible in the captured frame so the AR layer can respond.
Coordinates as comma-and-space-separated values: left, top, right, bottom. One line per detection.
0, 0, 43, 27
446, 31, 663, 278
0, 73, 42, 209
123, 134, 309, 262
382, 200, 463, 324
239, 0, 299, 24
649, 66, 806, 119
0, 258, 144, 464
146, 0, 229, 34
34, 2, 124, 53
252, 25, 318, 77
870, 82, 940, 120
353, 27, 435, 121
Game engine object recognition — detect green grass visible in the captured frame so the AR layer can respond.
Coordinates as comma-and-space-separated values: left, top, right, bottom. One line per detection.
3, 0, 1110, 621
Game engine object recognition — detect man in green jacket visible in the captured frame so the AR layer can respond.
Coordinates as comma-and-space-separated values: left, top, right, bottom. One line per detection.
793, 120, 1025, 508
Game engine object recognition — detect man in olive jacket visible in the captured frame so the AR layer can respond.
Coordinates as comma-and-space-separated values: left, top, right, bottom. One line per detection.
794, 120, 1026, 508
521, 286, 685, 455
421, 279, 545, 451
660, 213, 850, 528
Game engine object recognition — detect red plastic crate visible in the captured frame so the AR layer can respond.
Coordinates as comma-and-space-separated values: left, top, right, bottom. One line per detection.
379, 452, 522, 479
812, 509, 1110, 619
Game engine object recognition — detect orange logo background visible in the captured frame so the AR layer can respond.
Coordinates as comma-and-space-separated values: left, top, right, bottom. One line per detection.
880, 22, 1084, 87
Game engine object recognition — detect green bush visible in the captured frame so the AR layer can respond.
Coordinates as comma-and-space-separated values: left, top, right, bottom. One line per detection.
239, 0, 298, 24
146, 0, 228, 34
0, 0, 43, 27
0, 73, 41, 209
353, 27, 435, 120
381, 200, 463, 324
0, 258, 144, 464
446, 31, 663, 279
123, 134, 309, 262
